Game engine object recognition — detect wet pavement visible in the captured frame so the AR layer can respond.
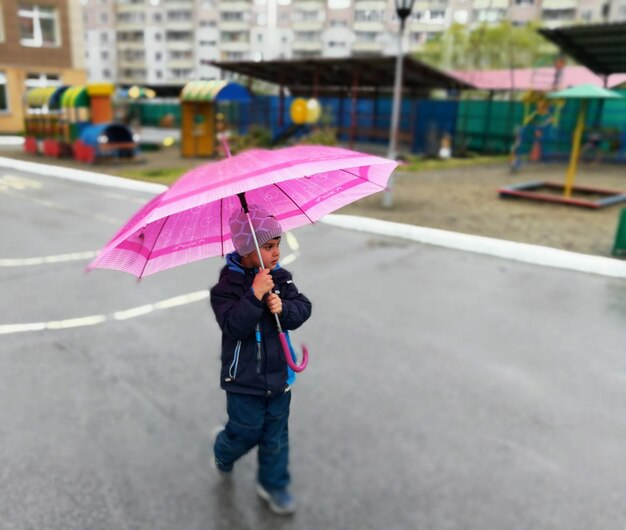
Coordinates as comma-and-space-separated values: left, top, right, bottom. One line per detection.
1, 164, 626, 530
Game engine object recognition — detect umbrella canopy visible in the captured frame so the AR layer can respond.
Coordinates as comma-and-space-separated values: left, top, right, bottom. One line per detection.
88, 145, 397, 278
547, 84, 623, 100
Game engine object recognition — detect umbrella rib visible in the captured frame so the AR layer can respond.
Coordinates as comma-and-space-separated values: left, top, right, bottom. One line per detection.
138, 215, 170, 278
273, 182, 315, 225
220, 197, 224, 257
339, 168, 389, 191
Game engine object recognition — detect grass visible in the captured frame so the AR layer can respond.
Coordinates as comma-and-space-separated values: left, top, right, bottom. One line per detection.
116, 166, 189, 186
113, 151, 509, 187
402, 154, 508, 172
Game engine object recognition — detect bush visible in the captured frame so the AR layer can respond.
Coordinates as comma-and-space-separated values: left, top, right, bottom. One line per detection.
297, 127, 337, 146
230, 125, 273, 152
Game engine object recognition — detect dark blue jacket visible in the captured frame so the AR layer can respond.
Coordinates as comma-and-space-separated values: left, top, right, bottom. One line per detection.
210, 253, 312, 396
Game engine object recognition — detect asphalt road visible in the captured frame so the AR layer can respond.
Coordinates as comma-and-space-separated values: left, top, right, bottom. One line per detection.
1, 165, 625, 530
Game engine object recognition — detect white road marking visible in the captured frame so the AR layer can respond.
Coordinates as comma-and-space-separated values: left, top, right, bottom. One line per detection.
1, 187, 122, 225
0, 232, 302, 336
0, 174, 42, 191
0, 251, 97, 267
0, 290, 210, 336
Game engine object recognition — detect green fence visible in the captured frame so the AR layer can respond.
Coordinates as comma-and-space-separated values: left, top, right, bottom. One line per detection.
455, 91, 626, 157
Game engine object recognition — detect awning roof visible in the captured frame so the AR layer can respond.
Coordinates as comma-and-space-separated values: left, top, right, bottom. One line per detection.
539, 22, 626, 77
452, 66, 626, 91
61, 86, 89, 108
180, 80, 251, 102
208, 55, 473, 97
26, 87, 57, 108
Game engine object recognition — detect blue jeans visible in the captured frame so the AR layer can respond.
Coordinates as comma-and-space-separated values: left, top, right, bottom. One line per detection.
214, 391, 291, 490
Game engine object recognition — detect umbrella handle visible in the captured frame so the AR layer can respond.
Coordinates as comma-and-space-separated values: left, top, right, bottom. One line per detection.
278, 332, 308, 373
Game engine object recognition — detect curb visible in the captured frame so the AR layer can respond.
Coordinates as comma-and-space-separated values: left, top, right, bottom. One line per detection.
2, 155, 625, 279
320, 215, 626, 279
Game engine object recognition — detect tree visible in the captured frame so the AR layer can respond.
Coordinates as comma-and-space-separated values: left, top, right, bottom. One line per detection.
416, 22, 558, 71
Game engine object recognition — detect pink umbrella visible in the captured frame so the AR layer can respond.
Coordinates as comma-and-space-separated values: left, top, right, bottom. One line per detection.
88, 144, 398, 370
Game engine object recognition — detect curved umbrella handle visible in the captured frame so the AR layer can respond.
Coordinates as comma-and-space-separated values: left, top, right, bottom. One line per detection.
278, 332, 308, 373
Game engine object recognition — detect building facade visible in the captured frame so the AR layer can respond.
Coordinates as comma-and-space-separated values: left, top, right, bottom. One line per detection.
79, 0, 624, 87
0, 0, 87, 132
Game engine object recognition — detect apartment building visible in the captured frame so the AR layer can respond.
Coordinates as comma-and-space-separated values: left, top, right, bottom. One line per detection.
0, 0, 87, 132
82, 0, 625, 87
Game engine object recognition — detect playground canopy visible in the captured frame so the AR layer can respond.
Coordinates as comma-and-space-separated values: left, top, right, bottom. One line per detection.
539, 22, 626, 78
452, 66, 626, 92
180, 80, 251, 103
208, 55, 473, 97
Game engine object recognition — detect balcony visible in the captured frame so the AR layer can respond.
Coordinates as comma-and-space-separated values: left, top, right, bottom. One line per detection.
292, 20, 325, 31
220, 20, 250, 31
166, 58, 195, 69
351, 40, 382, 53
219, 1, 250, 12
292, 40, 323, 52
353, 20, 385, 32
219, 41, 250, 52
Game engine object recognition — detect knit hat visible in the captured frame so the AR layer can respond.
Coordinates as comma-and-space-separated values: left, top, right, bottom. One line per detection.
229, 204, 282, 256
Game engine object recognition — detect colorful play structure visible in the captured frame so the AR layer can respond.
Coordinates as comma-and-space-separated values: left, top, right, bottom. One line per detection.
179, 80, 251, 157
23, 83, 137, 163
509, 90, 564, 172
500, 84, 626, 209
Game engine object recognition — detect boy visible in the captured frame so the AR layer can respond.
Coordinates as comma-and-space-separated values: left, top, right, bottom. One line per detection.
209, 204, 312, 515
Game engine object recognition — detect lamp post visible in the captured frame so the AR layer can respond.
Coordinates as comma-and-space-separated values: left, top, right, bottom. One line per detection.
382, 0, 415, 208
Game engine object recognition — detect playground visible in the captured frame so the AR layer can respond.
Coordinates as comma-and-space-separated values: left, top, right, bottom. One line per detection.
2, 140, 623, 257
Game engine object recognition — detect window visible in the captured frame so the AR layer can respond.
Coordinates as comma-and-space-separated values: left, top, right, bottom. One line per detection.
19, 5, 60, 47
166, 30, 193, 41
542, 8, 575, 21
25, 72, 61, 88
101, 30, 108, 44
102, 68, 111, 78
425, 9, 445, 23
220, 30, 249, 42
294, 31, 321, 41
514, 0, 533, 4
167, 10, 192, 21
168, 50, 192, 60
221, 11, 244, 21
101, 50, 108, 59
354, 10, 385, 22
117, 12, 145, 23
0, 71, 8, 112
355, 31, 377, 42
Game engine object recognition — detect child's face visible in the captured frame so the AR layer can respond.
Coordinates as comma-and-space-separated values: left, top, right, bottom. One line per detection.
244, 237, 281, 270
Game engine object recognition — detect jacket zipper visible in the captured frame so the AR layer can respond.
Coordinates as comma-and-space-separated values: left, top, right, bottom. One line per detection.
228, 340, 242, 380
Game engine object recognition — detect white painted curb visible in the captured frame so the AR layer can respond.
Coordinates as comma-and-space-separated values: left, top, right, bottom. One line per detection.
320, 215, 626, 279
0, 156, 167, 194
2, 155, 625, 279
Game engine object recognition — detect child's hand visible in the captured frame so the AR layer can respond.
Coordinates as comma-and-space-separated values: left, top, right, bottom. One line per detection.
252, 269, 274, 300
266, 293, 282, 315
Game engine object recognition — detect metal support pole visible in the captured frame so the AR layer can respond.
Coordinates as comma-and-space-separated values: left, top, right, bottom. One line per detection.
382, 20, 406, 209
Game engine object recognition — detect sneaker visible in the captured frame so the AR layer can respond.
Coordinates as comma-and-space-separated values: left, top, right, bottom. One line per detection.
211, 426, 232, 476
256, 483, 296, 515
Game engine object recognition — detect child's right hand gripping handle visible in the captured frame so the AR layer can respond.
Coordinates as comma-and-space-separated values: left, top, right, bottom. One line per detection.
278, 332, 308, 373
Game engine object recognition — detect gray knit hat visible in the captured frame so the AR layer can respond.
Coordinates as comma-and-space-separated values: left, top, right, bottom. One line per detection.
229, 204, 282, 256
